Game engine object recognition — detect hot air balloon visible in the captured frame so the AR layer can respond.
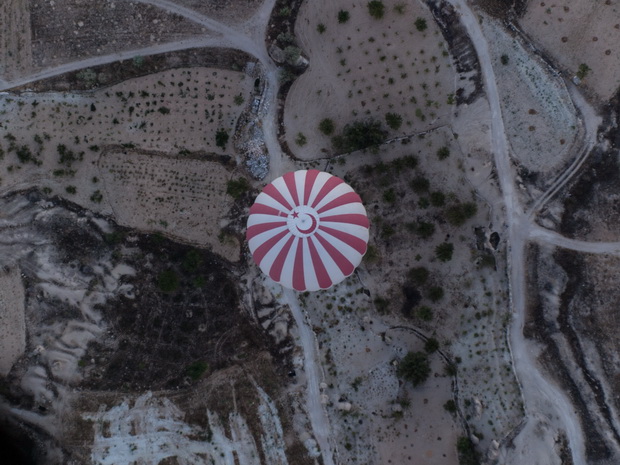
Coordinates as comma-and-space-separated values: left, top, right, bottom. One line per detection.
246, 170, 370, 291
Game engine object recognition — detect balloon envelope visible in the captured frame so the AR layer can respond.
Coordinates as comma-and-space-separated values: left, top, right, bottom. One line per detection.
246, 170, 370, 291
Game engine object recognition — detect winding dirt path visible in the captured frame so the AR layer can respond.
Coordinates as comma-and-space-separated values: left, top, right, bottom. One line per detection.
448, 0, 587, 463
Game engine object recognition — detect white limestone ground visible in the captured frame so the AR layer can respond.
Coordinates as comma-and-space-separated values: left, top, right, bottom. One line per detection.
84, 385, 288, 465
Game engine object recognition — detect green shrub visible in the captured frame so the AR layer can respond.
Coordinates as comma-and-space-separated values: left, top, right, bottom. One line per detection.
416, 305, 433, 321
435, 242, 454, 262
317, 23, 326, 33
407, 220, 435, 239
410, 175, 430, 193
233, 94, 245, 105
576, 63, 591, 80
374, 296, 389, 314
226, 177, 250, 199
437, 146, 450, 160
90, 190, 103, 203
397, 351, 431, 386
319, 118, 336, 135
215, 128, 229, 149
338, 10, 350, 23
445, 202, 477, 226
65, 185, 77, 194
443, 399, 457, 413
186, 361, 209, 380
157, 106, 170, 114
368, 0, 385, 19
157, 269, 179, 293
295, 132, 307, 146
430, 191, 446, 207
332, 119, 387, 153
415, 17, 428, 32
456, 436, 480, 465
385, 112, 403, 130
425, 337, 440, 353
500, 54, 509, 65
408, 266, 429, 285
427, 286, 444, 302
382, 188, 397, 204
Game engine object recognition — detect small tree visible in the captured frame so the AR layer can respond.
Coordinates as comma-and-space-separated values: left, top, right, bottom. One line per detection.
410, 175, 430, 193
397, 351, 431, 386
430, 191, 446, 207
317, 23, 326, 34
319, 118, 335, 135
368, 0, 385, 19
445, 202, 477, 226
215, 128, 229, 149
427, 286, 444, 302
437, 146, 450, 160
500, 54, 509, 65
576, 63, 591, 80
414, 17, 428, 32
295, 132, 307, 146
425, 337, 440, 353
226, 177, 250, 199
416, 305, 433, 321
157, 269, 179, 293
435, 242, 454, 262
233, 94, 245, 105
385, 112, 403, 130
337, 10, 350, 23
408, 266, 429, 285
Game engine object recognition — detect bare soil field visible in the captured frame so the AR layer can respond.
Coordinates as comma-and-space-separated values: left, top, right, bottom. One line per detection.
520, 0, 620, 100
174, 0, 264, 25
284, 0, 456, 159
0, 67, 254, 254
30, 0, 205, 68
0, 267, 26, 376
0, 0, 32, 80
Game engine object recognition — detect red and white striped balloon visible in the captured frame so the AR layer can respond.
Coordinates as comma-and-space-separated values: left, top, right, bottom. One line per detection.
246, 170, 370, 291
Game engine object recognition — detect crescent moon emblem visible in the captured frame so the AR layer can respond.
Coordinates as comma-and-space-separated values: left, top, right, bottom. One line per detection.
297, 214, 317, 234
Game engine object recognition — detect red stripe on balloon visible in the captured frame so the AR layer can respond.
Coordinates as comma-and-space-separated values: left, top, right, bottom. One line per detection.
318, 225, 368, 255
283, 171, 300, 207
311, 176, 344, 208
262, 183, 293, 211
293, 238, 306, 291
249, 202, 285, 217
308, 237, 332, 289
303, 170, 320, 205
252, 229, 288, 265
316, 192, 362, 214
315, 232, 355, 276
269, 235, 295, 282
320, 213, 370, 229
246, 221, 286, 241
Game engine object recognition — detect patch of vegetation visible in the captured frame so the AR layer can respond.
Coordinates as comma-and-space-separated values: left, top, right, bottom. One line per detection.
445, 202, 477, 226
500, 54, 509, 65
319, 118, 336, 135
157, 269, 179, 293
65, 185, 77, 195
382, 188, 397, 204
157, 106, 170, 115
443, 399, 457, 413
408, 266, 429, 285
233, 94, 245, 105
332, 119, 387, 153
414, 17, 428, 32
397, 351, 431, 386
295, 132, 307, 146
576, 63, 591, 80
427, 286, 444, 302
416, 305, 433, 321
456, 436, 480, 465
424, 337, 440, 353
186, 361, 209, 380
90, 190, 103, 203
374, 296, 389, 314
182, 249, 203, 273
337, 10, 350, 23
317, 23, 326, 34
410, 175, 430, 193
435, 242, 454, 262
215, 128, 229, 149
437, 146, 450, 160
226, 177, 250, 199
368, 0, 385, 19
407, 220, 435, 239
385, 112, 403, 130
430, 191, 446, 207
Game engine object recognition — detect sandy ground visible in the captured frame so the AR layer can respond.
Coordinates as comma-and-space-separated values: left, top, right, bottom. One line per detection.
285, 0, 456, 160
0, 0, 32, 81
0, 266, 26, 376
520, 0, 620, 101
